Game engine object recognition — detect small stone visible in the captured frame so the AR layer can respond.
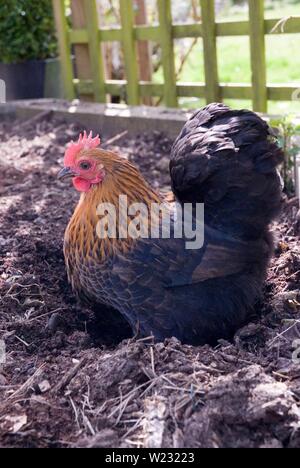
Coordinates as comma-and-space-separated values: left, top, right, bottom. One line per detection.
46, 313, 62, 333
37, 380, 51, 394
0, 374, 8, 386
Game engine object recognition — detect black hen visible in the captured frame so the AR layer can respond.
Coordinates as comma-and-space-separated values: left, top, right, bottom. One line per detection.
61, 103, 284, 345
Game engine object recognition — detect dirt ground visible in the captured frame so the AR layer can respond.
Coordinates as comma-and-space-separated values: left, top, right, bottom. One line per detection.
0, 112, 300, 448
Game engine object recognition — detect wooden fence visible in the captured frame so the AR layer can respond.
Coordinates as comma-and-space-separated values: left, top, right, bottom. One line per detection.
52, 0, 300, 112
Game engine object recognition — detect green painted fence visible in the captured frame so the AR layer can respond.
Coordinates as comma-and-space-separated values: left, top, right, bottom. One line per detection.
52, 0, 300, 112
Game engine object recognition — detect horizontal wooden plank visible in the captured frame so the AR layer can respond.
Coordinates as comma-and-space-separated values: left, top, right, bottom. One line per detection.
221, 84, 252, 99
69, 28, 122, 43
172, 23, 203, 38
139, 82, 164, 97
69, 29, 88, 44
135, 25, 160, 41
99, 28, 122, 42
74, 80, 246, 99
74, 78, 93, 95
70, 26, 159, 43
105, 80, 126, 96
216, 20, 249, 36
268, 85, 300, 101
75, 79, 125, 96
75, 79, 163, 98
105, 81, 165, 98
74, 79, 300, 102
177, 83, 205, 97
69, 16, 300, 47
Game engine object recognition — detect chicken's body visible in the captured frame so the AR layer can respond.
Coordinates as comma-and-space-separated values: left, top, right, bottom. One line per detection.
60, 104, 283, 345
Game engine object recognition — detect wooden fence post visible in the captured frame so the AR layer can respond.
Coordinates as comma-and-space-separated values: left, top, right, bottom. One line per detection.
249, 0, 267, 113
84, 0, 106, 102
71, 0, 93, 101
135, 0, 153, 106
200, 0, 220, 104
52, 0, 75, 100
157, 0, 178, 108
120, 0, 140, 105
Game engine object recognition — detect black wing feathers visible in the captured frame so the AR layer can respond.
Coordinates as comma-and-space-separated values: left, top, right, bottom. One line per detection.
170, 103, 283, 240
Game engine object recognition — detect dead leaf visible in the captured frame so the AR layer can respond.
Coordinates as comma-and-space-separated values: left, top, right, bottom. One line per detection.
2, 414, 28, 433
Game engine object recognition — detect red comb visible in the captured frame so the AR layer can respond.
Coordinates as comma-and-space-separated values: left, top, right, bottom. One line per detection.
64, 131, 101, 166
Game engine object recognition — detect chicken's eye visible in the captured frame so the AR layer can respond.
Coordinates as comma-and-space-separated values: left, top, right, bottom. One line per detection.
79, 161, 92, 171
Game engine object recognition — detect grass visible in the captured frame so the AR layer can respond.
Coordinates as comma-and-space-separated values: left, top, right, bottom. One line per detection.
154, 1, 300, 114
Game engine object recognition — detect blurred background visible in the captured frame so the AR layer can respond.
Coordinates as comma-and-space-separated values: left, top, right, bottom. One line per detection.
0, 0, 300, 114
93, 0, 300, 113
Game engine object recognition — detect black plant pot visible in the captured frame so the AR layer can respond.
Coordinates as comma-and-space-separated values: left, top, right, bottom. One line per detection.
0, 58, 63, 101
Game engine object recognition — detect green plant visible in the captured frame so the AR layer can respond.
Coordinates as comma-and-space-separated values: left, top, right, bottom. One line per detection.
271, 116, 300, 195
0, 0, 57, 64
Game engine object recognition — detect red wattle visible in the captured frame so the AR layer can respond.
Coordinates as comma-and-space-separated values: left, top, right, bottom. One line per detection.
73, 177, 92, 192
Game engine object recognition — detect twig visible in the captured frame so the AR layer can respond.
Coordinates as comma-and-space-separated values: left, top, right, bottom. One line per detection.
14, 335, 30, 348
108, 378, 159, 420
138, 335, 156, 343
69, 397, 81, 430
103, 131, 128, 147
26, 308, 65, 324
162, 385, 205, 396
52, 356, 88, 394
123, 418, 144, 440
150, 347, 156, 377
108, 0, 120, 23
272, 371, 291, 381
268, 321, 300, 348
176, 37, 199, 78
6, 364, 46, 402
270, 16, 294, 34
4, 308, 65, 328
12, 111, 53, 132
81, 410, 96, 436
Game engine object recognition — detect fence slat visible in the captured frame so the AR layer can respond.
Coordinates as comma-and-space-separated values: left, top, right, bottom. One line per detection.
119, 0, 140, 105
84, 0, 106, 102
71, 0, 94, 100
200, 0, 220, 104
75, 79, 300, 104
249, 0, 267, 112
52, 0, 75, 100
157, 0, 178, 108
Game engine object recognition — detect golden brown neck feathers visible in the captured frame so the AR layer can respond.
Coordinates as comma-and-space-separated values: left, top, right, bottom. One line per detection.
65, 150, 162, 261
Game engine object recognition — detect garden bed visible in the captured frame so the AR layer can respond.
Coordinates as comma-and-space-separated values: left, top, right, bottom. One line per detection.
0, 112, 300, 448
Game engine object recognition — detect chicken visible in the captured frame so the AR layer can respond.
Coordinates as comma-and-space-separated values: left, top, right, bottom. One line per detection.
58, 103, 283, 345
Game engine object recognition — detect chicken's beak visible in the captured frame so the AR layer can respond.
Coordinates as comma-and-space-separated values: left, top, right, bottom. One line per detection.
58, 167, 76, 181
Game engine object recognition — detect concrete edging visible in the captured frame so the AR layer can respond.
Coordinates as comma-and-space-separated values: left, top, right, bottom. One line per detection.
0, 99, 192, 138
1, 99, 300, 139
